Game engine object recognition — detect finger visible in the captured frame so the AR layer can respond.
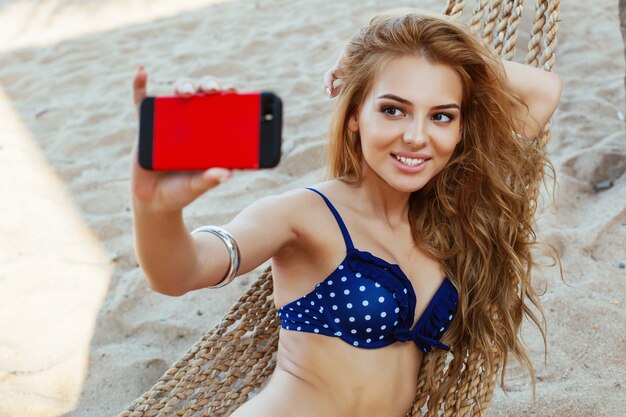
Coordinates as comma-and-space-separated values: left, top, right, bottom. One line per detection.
330, 81, 342, 97
189, 168, 232, 194
175, 78, 197, 98
223, 85, 237, 94
198, 76, 221, 94
133, 66, 148, 107
323, 68, 335, 96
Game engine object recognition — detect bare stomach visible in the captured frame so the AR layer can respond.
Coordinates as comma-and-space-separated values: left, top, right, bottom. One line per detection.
228, 329, 422, 417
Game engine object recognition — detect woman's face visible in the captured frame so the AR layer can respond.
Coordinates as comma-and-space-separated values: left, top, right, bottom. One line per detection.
349, 55, 463, 193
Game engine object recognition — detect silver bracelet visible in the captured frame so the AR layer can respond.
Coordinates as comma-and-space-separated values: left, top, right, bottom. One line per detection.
191, 226, 241, 288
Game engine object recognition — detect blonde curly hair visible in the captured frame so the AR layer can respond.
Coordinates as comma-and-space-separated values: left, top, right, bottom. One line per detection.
327, 10, 552, 405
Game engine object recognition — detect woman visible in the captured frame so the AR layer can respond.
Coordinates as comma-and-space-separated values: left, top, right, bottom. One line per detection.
131, 10, 561, 417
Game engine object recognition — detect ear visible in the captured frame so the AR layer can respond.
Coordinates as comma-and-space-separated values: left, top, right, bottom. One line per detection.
348, 114, 359, 133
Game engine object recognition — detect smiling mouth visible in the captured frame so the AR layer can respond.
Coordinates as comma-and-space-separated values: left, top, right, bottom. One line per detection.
393, 155, 428, 167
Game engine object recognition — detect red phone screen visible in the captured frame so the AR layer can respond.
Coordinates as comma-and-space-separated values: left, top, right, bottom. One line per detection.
151, 93, 261, 170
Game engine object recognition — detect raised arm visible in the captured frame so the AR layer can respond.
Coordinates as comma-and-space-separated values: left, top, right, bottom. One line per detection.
131, 68, 298, 296
502, 60, 562, 139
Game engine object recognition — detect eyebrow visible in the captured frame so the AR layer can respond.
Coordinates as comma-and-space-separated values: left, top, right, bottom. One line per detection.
376, 93, 461, 111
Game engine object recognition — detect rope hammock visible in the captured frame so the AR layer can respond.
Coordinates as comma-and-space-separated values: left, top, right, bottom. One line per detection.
120, 1, 560, 416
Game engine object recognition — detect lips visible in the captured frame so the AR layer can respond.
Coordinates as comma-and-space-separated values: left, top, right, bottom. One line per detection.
391, 152, 431, 168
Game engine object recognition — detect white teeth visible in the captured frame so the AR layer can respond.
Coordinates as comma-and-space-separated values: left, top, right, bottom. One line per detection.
395, 155, 425, 167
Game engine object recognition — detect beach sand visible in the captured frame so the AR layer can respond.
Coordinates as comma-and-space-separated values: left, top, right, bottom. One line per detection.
0, 0, 624, 416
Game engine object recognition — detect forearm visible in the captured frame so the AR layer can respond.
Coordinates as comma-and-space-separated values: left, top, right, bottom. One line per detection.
132, 200, 200, 296
502, 60, 562, 137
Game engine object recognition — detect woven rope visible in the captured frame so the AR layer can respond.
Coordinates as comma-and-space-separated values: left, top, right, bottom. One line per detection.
120, 1, 559, 416
502, 0, 524, 60
442, 0, 468, 18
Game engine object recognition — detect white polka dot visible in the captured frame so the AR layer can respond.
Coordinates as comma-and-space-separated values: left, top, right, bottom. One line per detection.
403, 288, 407, 294
297, 301, 301, 306
338, 265, 344, 270
335, 318, 340, 323
305, 321, 310, 324
320, 307, 324, 312
365, 315, 371, 320
381, 312, 387, 318
449, 315, 453, 320
366, 328, 372, 333
375, 282, 380, 288
381, 325, 387, 330
362, 300, 369, 306
298, 314, 303, 318
332, 305, 338, 310
366, 338, 372, 343
330, 292, 336, 297
323, 324, 329, 328
422, 348, 427, 353
344, 289, 350, 295
347, 303, 353, 309
394, 307, 400, 313
286, 325, 290, 330
349, 317, 355, 322
353, 341, 359, 346
359, 285, 366, 292
297, 326, 301, 331
335, 331, 342, 336
314, 328, 320, 333
289, 308, 294, 311
355, 272, 362, 278
311, 301, 315, 306
394, 321, 398, 326
285, 313, 289, 318
305, 309, 309, 313
379, 335, 385, 340
378, 296, 385, 303
341, 276, 347, 282
327, 280, 333, 285
317, 294, 322, 299
313, 316, 318, 320
351, 329, 357, 334
440, 327, 445, 332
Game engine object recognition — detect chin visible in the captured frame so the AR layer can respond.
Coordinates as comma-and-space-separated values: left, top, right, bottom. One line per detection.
390, 179, 431, 194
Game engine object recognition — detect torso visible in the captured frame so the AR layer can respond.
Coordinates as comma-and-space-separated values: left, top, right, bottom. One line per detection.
229, 182, 452, 417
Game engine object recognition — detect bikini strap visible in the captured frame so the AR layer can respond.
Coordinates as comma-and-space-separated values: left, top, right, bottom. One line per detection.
306, 188, 355, 251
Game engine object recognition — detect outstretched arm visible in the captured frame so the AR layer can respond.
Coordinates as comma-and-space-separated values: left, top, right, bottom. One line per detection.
131, 68, 298, 296
501, 60, 562, 139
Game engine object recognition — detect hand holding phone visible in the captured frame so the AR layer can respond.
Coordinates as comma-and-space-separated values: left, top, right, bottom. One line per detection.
131, 69, 240, 213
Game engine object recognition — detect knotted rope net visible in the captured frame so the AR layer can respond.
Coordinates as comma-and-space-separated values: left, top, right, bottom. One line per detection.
120, 1, 559, 416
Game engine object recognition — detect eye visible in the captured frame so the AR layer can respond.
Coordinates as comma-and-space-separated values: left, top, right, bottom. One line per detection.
431, 113, 455, 123
381, 106, 405, 117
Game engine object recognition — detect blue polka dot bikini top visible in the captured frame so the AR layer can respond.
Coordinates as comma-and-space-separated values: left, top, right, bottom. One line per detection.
277, 188, 459, 353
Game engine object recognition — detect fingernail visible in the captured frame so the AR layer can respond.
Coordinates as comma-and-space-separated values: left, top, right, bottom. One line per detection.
206, 168, 231, 182
202, 79, 219, 91
325, 87, 331, 96
180, 81, 194, 94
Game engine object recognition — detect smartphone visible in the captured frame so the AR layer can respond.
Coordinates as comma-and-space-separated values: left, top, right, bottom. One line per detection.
138, 92, 282, 170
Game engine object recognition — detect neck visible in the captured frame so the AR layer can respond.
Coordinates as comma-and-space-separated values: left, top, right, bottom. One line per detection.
353, 164, 412, 227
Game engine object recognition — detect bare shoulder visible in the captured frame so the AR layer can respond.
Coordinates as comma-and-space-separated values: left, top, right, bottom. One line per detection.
242, 186, 326, 219
228, 183, 341, 238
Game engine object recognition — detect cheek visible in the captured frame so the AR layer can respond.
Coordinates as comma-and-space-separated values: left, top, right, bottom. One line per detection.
436, 130, 461, 155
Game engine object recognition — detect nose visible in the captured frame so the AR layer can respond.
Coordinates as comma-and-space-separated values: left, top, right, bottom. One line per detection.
402, 118, 428, 146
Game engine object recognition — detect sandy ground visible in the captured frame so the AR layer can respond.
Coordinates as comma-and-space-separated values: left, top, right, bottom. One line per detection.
0, 0, 624, 416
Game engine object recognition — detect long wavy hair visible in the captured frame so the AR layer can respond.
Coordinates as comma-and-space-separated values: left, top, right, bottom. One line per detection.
327, 10, 552, 405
